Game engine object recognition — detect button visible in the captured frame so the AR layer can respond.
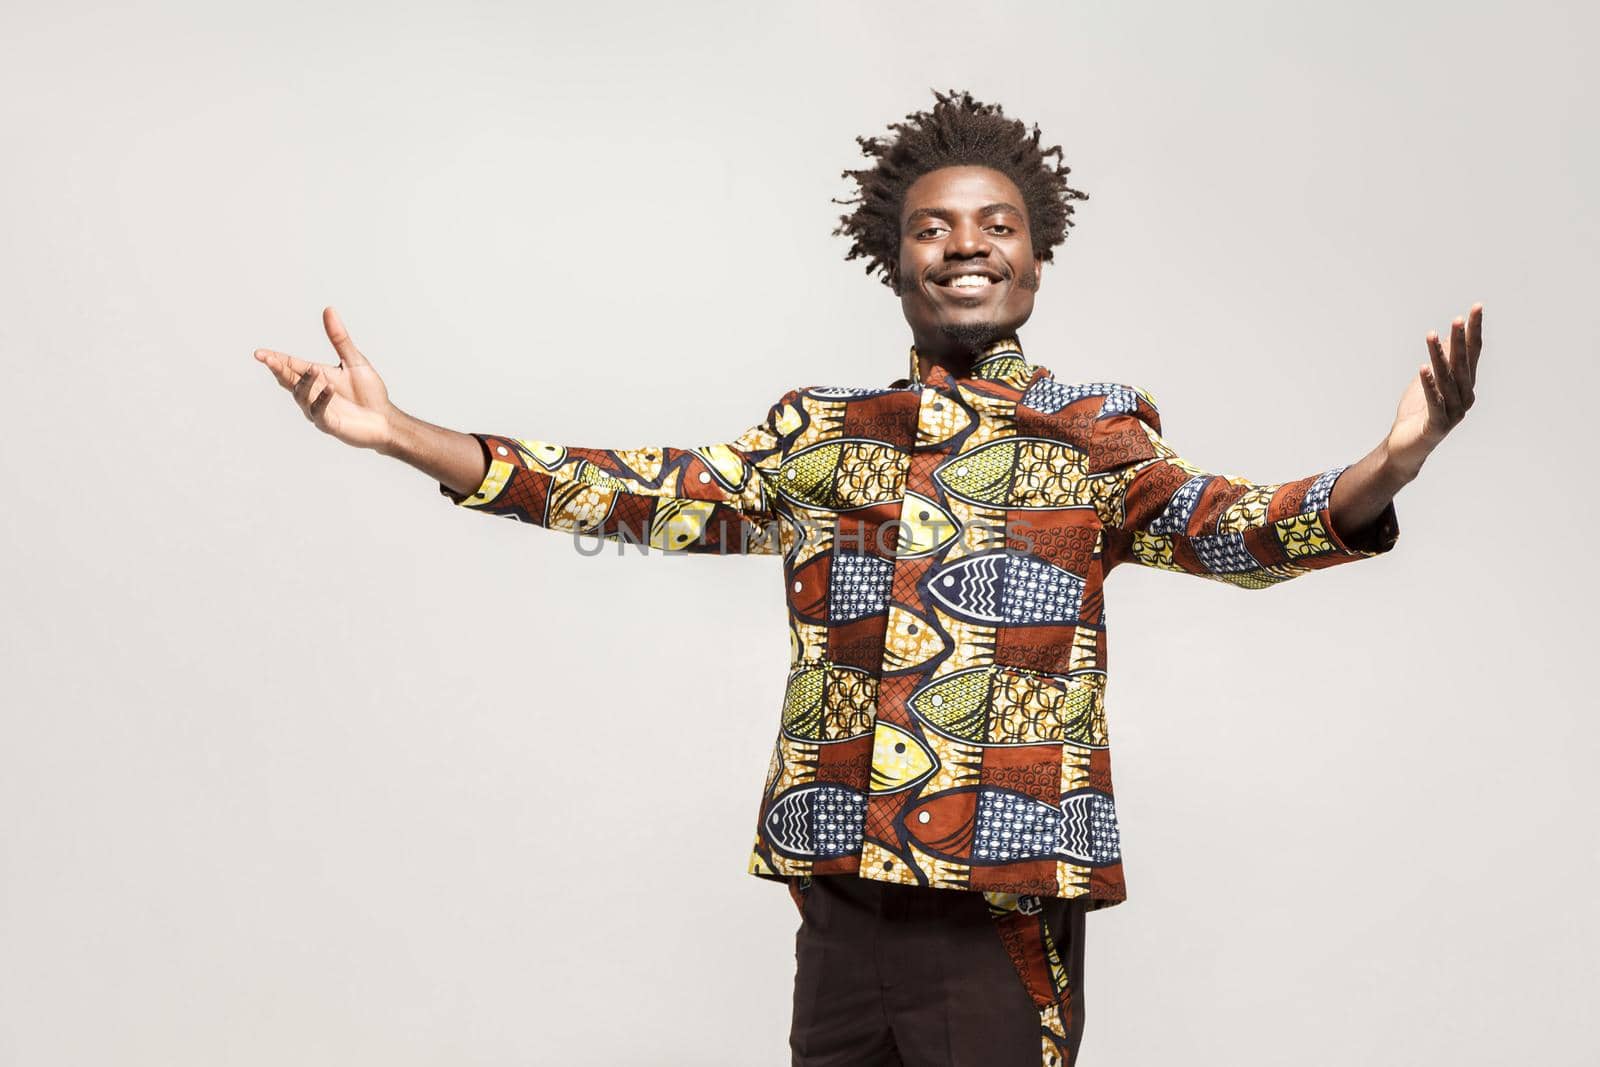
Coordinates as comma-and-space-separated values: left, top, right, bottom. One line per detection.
930, 694, 944, 707
793, 580, 803, 592
906, 623, 918, 635
894, 742, 906, 753
955, 464, 968, 476
932, 401, 944, 411
882, 860, 894, 871
697, 471, 711, 483
942, 575, 955, 587
918, 811, 930, 824
785, 469, 797, 480
496, 446, 508, 456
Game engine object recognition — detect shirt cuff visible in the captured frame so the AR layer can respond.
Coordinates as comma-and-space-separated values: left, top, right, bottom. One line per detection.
437, 433, 495, 505
1317, 463, 1401, 558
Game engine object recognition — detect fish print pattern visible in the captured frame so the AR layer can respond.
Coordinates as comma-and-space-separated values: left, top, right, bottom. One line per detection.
438, 336, 1400, 911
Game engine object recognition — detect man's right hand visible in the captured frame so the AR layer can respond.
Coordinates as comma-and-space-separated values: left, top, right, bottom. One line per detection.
254, 307, 397, 452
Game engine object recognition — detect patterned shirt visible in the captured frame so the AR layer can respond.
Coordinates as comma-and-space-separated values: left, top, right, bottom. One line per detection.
438, 336, 1399, 911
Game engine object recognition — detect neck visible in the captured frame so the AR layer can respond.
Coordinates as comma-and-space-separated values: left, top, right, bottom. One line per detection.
909, 328, 1022, 382
916, 350, 974, 382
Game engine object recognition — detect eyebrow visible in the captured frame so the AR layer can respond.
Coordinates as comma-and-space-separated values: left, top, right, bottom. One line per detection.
904, 202, 1025, 226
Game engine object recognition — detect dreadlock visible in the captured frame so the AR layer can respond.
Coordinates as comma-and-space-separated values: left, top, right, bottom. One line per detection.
832, 88, 1089, 292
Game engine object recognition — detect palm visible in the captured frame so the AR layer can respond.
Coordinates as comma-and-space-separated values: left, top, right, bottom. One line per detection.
254, 307, 395, 451
1389, 373, 1440, 452
1385, 303, 1482, 477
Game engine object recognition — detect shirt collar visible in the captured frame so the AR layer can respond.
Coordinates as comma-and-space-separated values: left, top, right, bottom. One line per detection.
902, 335, 1048, 392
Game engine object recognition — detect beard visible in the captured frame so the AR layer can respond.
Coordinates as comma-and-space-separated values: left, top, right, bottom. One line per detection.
937, 319, 1008, 352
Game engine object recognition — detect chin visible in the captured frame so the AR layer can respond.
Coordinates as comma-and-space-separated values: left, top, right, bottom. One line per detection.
937, 319, 1009, 349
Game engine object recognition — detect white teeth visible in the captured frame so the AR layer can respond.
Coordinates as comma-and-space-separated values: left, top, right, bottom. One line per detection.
946, 274, 995, 288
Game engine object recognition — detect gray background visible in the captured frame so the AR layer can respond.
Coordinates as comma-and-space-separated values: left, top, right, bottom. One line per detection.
3, 1, 1595, 1063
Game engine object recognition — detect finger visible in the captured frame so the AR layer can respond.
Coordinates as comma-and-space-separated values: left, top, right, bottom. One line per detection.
1458, 318, 1478, 415
255, 347, 317, 379
253, 349, 294, 389
309, 377, 336, 422
1451, 311, 1476, 412
304, 367, 336, 420
323, 307, 372, 369
1445, 317, 1470, 408
1419, 365, 1447, 422
256, 348, 318, 391
1426, 331, 1456, 416
1465, 303, 1483, 382
293, 364, 316, 411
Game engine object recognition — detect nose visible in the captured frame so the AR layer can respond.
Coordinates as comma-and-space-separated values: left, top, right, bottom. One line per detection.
946, 218, 992, 258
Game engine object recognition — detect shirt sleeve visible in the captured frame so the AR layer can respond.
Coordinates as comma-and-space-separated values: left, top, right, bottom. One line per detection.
1086, 384, 1399, 589
438, 387, 802, 556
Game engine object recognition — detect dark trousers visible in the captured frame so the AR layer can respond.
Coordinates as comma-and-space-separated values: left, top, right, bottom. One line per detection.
788, 874, 1088, 1067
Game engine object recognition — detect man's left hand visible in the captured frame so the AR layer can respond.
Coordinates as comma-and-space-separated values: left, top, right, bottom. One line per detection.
1384, 302, 1483, 480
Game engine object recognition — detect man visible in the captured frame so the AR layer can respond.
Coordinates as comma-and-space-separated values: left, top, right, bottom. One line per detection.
254, 89, 1481, 1066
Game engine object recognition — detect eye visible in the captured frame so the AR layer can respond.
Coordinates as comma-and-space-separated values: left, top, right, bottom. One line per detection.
989, 224, 1014, 235
916, 226, 946, 239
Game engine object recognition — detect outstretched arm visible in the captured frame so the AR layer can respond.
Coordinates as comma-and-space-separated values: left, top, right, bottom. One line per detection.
252, 306, 490, 495
1326, 303, 1484, 545
1089, 302, 1483, 586
254, 307, 798, 555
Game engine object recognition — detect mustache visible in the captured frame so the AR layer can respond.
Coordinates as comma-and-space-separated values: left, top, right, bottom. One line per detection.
931, 264, 1006, 284
924, 266, 1039, 291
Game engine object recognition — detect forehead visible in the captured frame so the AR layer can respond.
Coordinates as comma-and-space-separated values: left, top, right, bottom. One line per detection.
900, 165, 1027, 224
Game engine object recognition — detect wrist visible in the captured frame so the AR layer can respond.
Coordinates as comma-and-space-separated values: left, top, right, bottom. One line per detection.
374, 405, 412, 459
1378, 435, 1426, 490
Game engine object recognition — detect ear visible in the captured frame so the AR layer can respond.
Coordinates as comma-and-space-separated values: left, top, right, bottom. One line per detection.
887, 260, 903, 296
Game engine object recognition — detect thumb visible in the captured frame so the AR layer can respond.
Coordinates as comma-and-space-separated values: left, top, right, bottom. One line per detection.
323, 306, 373, 369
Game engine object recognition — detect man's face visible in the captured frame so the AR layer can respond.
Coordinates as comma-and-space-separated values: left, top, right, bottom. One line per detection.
893, 165, 1043, 355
